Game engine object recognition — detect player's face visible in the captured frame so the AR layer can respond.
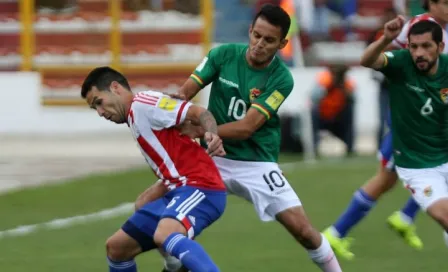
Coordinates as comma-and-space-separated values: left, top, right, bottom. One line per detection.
408, 32, 444, 73
431, 0, 448, 24
85, 84, 128, 124
248, 17, 288, 66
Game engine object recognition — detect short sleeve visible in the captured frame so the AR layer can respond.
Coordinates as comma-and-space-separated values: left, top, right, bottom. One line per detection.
132, 91, 192, 130
189, 46, 222, 88
251, 71, 294, 120
377, 49, 409, 78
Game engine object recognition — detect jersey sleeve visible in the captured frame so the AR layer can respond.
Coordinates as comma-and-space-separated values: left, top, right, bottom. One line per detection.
189, 46, 223, 88
132, 91, 192, 130
251, 70, 294, 120
377, 49, 409, 79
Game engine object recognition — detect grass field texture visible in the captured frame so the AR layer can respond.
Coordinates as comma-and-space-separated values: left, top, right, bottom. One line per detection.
0, 155, 445, 271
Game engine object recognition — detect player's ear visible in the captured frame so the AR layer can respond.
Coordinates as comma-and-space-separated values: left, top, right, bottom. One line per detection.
439, 41, 445, 54
249, 24, 253, 37
110, 81, 120, 94
278, 38, 288, 50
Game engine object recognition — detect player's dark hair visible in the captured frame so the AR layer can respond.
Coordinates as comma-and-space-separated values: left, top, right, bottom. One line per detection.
252, 4, 291, 39
408, 20, 443, 44
423, 0, 438, 11
81, 66, 131, 98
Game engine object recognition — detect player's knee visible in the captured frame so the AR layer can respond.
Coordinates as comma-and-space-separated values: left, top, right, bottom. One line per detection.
427, 199, 448, 229
106, 236, 129, 261
105, 230, 140, 261
276, 207, 320, 246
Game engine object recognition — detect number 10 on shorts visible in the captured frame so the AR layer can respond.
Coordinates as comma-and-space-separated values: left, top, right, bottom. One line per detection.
263, 170, 286, 191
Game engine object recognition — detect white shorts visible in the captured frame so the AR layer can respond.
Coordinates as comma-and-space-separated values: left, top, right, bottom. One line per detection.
213, 157, 302, 221
396, 162, 448, 211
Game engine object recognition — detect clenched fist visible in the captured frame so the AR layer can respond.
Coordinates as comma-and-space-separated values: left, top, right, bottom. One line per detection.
384, 15, 406, 41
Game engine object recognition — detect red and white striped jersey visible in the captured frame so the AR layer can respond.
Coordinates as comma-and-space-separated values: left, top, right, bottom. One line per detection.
392, 13, 448, 53
127, 90, 225, 192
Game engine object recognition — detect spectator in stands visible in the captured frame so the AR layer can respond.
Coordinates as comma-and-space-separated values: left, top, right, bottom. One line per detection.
311, 63, 355, 157
368, 7, 397, 148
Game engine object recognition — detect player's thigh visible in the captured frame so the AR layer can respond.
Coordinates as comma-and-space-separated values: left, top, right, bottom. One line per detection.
160, 186, 226, 239
397, 166, 448, 212
213, 157, 253, 202
121, 197, 168, 253
235, 162, 301, 222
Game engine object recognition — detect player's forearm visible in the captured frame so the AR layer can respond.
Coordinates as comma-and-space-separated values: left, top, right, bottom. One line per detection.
360, 35, 393, 68
179, 78, 202, 101
217, 121, 252, 140
135, 180, 167, 211
198, 110, 218, 134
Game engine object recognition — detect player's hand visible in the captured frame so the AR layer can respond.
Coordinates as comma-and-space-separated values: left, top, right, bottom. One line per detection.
204, 132, 226, 157
384, 15, 405, 41
157, 90, 187, 100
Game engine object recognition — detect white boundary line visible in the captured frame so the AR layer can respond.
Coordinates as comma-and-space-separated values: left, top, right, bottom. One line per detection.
0, 203, 134, 240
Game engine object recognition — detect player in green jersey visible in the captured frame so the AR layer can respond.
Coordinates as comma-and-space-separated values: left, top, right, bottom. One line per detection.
156, 4, 342, 272
361, 17, 448, 246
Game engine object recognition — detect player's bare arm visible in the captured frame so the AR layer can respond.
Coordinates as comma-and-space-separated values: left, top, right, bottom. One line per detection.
181, 107, 267, 140
185, 105, 226, 156
361, 16, 405, 69
177, 78, 202, 101
135, 180, 167, 210
217, 108, 266, 140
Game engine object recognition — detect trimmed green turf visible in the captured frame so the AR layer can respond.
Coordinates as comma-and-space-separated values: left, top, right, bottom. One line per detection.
0, 155, 445, 271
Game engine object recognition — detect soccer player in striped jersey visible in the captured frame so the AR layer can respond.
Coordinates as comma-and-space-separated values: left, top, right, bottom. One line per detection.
81, 66, 227, 272
323, 0, 448, 260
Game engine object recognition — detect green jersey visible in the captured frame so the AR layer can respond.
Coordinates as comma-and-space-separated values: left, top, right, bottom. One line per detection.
190, 43, 294, 162
379, 49, 448, 168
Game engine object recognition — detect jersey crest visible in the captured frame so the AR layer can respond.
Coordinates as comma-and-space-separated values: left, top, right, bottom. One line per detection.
440, 88, 448, 104
249, 88, 261, 101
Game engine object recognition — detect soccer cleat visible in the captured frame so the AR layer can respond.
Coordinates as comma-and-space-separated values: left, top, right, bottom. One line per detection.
323, 228, 355, 261
386, 211, 423, 250
162, 266, 189, 272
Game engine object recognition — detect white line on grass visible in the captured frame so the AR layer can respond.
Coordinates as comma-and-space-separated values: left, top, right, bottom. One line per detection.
0, 159, 373, 240
0, 203, 134, 240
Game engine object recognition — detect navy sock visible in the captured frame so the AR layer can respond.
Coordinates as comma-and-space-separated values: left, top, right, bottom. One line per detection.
107, 258, 137, 272
163, 232, 219, 272
400, 197, 420, 222
333, 189, 376, 237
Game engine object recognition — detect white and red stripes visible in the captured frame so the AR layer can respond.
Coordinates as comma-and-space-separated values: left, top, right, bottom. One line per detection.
133, 92, 159, 106
175, 190, 205, 238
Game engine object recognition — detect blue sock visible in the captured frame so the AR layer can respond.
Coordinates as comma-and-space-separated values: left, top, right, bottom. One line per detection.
333, 189, 376, 237
163, 232, 219, 272
400, 197, 420, 222
107, 258, 137, 272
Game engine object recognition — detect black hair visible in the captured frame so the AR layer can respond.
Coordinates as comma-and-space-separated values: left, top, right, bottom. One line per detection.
252, 4, 291, 39
408, 19, 443, 44
81, 66, 131, 98
423, 0, 438, 11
